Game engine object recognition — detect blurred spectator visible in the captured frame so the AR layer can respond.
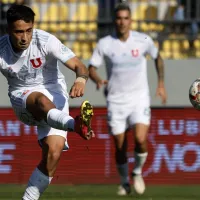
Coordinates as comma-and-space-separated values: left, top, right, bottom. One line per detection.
173, 3, 184, 21
0, 0, 28, 36
14, 0, 26, 5
174, 0, 199, 51
0, 1, 12, 35
97, 0, 119, 39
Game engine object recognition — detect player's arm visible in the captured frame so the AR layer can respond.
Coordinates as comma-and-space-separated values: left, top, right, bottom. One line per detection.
64, 56, 88, 98
147, 35, 167, 104
88, 40, 107, 90
88, 65, 107, 90
154, 53, 167, 104
47, 35, 88, 98
155, 53, 164, 88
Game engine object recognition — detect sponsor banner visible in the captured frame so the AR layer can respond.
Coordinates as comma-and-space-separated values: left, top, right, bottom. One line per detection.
0, 108, 200, 184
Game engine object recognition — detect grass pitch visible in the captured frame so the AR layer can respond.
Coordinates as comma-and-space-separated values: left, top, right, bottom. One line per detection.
0, 184, 199, 200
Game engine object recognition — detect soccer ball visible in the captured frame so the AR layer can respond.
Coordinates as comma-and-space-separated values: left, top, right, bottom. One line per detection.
189, 78, 200, 110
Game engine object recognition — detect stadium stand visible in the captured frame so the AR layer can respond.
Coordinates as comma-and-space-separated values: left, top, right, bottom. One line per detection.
1, 0, 14, 2
0, 0, 199, 60
32, 2, 68, 32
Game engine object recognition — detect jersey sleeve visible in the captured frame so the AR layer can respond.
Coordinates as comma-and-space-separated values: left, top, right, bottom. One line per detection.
147, 36, 158, 59
89, 40, 104, 68
46, 35, 75, 63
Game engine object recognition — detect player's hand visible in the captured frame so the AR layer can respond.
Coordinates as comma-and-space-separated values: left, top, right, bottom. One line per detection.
156, 86, 167, 104
69, 82, 85, 98
96, 80, 108, 90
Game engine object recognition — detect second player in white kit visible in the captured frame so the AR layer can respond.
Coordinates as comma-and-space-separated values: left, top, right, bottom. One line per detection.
89, 2, 167, 196
90, 30, 157, 132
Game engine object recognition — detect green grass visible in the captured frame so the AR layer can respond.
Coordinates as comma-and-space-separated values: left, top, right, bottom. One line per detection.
0, 184, 200, 200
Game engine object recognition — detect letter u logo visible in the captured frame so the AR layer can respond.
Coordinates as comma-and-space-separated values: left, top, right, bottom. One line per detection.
131, 49, 139, 57
30, 58, 42, 68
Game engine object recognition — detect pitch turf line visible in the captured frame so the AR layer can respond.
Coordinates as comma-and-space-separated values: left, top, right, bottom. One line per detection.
0, 185, 199, 200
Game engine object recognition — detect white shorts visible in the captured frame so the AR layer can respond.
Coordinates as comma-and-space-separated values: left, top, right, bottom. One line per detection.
9, 87, 69, 142
107, 99, 151, 135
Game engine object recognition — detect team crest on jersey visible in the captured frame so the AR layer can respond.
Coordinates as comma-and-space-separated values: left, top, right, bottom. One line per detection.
60, 44, 69, 54
30, 57, 42, 69
131, 49, 139, 57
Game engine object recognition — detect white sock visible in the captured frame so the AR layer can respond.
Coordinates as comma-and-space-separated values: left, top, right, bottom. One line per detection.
117, 163, 129, 185
47, 108, 74, 131
133, 152, 148, 175
22, 168, 53, 200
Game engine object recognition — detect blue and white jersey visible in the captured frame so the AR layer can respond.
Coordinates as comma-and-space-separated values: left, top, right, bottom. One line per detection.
89, 31, 158, 103
0, 29, 75, 94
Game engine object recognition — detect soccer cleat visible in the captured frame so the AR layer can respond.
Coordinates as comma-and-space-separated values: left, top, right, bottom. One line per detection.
74, 100, 94, 140
117, 183, 131, 196
132, 173, 145, 195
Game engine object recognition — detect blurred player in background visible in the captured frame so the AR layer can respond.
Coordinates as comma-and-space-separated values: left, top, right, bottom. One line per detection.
89, 2, 167, 196
1, 5, 94, 200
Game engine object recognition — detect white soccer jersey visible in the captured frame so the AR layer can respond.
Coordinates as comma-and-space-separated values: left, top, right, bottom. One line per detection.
89, 31, 158, 104
0, 29, 75, 94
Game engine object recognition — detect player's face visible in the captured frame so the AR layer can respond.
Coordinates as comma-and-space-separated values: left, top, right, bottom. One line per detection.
115, 10, 131, 35
8, 20, 33, 52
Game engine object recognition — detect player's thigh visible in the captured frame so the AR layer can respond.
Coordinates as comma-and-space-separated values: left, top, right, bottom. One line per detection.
10, 88, 69, 130
133, 123, 149, 144
10, 89, 42, 126
26, 88, 69, 120
10, 88, 55, 125
37, 89, 70, 148
107, 102, 129, 136
26, 91, 55, 121
128, 101, 151, 142
113, 133, 126, 150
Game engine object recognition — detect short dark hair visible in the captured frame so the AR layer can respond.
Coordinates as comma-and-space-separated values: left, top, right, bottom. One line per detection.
6, 4, 35, 24
114, 2, 131, 18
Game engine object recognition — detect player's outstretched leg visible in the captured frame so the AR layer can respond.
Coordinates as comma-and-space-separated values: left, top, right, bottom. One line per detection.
74, 100, 94, 140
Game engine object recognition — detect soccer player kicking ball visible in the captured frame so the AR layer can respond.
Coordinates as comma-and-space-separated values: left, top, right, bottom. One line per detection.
89, 2, 167, 196
0, 5, 94, 200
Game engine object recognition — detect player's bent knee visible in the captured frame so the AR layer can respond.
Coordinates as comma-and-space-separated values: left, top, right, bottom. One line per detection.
47, 150, 62, 163
135, 138, 148, 153
135, 132, 148, 145
113, 134, 126, 150
26, 92, 56, 121
35, 94, 54, 109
